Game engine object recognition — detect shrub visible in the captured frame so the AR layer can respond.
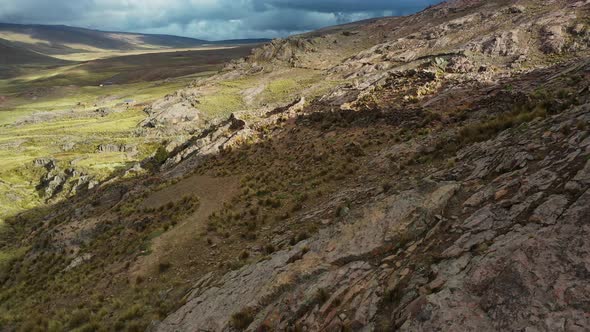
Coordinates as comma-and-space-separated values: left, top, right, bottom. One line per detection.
291, 202, 303, 212
264, 244, 276, 254
335, 205, 349, 218
382, 182, 393, 193
68, 309, 91, 329
459, 108, 546, 144
230, 308, 255, 330
206, 222, 218, 232
297, 231, 309, 242
290, 231, 309, 245
557, 88, 569, 99
315, 288, 329, 304
78, 322, 100, 332
119, 304, 144, 321
239, 250, 250, 260
246, 221, 257, 232
560, 125, 571, 136
125, 322, 147, 332
158, 262, 171, 273
154, 146, 169, 165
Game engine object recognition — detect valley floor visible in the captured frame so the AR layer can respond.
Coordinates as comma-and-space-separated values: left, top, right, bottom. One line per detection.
0, 45, 255, 225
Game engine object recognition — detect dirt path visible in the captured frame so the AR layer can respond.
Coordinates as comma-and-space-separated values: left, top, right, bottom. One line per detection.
133, 174, 239, 277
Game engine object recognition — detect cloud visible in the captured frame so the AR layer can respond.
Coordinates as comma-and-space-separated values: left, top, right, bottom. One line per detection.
0, 0, 442, 40
253, 0, 437, 13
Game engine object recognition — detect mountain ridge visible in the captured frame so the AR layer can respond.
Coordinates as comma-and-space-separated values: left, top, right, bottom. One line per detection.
0, 22, 271, 50
0, 22, 271, 68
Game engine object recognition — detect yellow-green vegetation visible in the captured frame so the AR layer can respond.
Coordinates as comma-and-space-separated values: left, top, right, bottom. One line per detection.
0, 193, 200, 331
198, 81, 247, 117
459, 87, 580, 145
0, 167, 45, 220
52, 46, 237, 62
197, 68, 339, 118
0, 246, 28, 274
0, 31, 51, 45
0, 107, 154, 223
260, 78, 299, 104
0, 44, 337, 235
1, 79, 192, 121
459, 107, 547, 144
0, 41, 261, 219
0, 61, 217, 224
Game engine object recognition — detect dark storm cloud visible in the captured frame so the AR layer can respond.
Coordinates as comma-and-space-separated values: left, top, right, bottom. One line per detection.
253, 0, 438, 13
0, 0, 442, 40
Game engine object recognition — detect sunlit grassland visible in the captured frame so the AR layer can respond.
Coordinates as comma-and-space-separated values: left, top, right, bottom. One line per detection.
0, 29, 237, 62
0, 109, 35, 126
0, 31, 51, 45
0, 108, 150, 172
0, 44, 241, 223
0, 110, 153, 222
52, 46, 238, 61
0, 45, 338, 228
260, 78, 299, 104
7, 110, 144, 135
0, 77, 194, 126
197, 68, 341, 118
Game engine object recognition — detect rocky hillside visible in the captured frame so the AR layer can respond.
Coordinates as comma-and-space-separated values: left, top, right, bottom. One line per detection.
1, 0, 590, 331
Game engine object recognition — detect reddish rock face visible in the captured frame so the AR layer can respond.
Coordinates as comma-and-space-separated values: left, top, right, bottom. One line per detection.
152, 0, 590, 327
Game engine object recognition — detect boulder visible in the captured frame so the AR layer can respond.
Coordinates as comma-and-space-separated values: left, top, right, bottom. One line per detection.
541, 25, 567, 54
97, 144, 137, 154
528, 195, 569, 225
474, 30, 523, 56
508, 5, 525, 14
141, 91, 202, 132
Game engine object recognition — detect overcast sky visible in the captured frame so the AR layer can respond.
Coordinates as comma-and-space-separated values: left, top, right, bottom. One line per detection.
0, 0, 443, 40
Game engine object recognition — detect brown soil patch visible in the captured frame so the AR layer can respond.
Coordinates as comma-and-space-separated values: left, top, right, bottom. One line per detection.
133, 175, 239, 277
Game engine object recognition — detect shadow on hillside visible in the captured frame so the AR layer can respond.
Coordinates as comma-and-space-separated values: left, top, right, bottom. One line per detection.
1, 58, 588, 330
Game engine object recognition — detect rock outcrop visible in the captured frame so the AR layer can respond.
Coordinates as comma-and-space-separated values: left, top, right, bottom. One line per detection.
156, 99, 590, 332
141, 90, 202, 133
33, 158, 96, 199
97, 143, 137, 154
476, 30, 524, 56
161, 97, 308, 174
541, 25, 567, 54
143, 4, 590, 328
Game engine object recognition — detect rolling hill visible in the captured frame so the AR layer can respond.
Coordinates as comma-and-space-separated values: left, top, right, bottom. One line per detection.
0, 38, 72, 78
0, 23, 267, 56
0, 39, 69, 65
0, 23, 270, 78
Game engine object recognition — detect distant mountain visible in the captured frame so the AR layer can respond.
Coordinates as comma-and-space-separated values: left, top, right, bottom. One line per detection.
0, 23, 270, 56
0, 38, 69, 66
209, 38, 273, 45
